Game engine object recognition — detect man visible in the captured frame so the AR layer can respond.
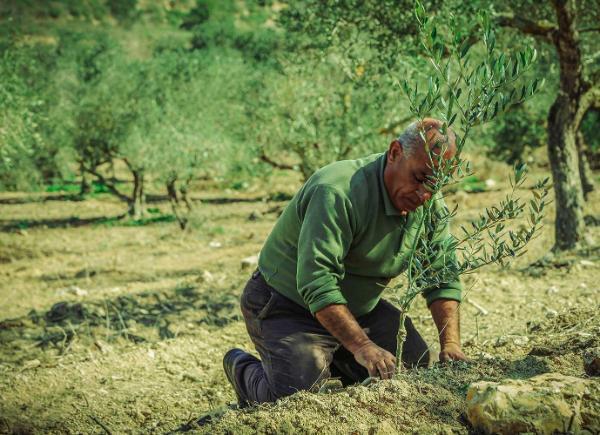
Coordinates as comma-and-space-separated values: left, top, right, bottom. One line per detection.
224, 118, 467, 406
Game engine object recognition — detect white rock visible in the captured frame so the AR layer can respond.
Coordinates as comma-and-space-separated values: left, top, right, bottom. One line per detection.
485, 178, 496, 188
544, 308, 558, 319
495, 335, 529, 347
546, 286, 559, 295
467, 373, 600, 434
199, 270, 214, 283
241, 255, 259, 270
69, 286, 88, 297
208, 241, 222, 248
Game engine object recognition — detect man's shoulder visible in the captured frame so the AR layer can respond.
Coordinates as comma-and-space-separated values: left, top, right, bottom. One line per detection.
306, 153, 383, 196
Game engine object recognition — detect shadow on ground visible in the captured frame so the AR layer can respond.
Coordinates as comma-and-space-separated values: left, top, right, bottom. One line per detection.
0, 283, 241, 364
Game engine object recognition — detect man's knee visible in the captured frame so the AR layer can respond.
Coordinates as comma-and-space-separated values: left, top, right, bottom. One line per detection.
269, 332, 335, 398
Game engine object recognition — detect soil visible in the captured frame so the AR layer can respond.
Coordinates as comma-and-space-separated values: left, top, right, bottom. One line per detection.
0, 161, 599, 434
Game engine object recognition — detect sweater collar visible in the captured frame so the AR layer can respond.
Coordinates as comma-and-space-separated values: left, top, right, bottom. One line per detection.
378, 152, 403, 217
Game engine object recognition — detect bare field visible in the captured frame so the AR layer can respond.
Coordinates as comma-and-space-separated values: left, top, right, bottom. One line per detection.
1, 167, 599, 434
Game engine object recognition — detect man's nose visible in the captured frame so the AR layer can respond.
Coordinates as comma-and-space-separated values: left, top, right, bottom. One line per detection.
416, 186, 431, 202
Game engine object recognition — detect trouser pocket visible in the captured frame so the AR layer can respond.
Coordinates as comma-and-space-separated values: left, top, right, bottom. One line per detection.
241, 276, 277, 335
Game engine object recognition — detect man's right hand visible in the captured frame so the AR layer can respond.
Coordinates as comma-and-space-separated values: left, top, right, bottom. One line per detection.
352, 341, 397, 379
314, 304, 397, 380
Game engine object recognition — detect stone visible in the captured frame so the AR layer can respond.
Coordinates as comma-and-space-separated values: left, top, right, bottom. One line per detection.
466, 373, 600, 434
198, 270, 214, 283
485, 178, 496, 189
248, 210, 263, 221
583, 347, 600, 376
494, 335, 529, 347
240, 255, 259, 270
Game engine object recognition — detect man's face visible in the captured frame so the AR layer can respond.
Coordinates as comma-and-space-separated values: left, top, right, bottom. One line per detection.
384, 130, 455, 214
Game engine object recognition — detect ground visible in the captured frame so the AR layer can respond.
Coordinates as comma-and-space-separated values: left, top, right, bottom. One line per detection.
0, 159, 599, 434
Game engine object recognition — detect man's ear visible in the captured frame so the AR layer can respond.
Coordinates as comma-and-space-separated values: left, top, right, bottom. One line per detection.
388, 140, 403, 162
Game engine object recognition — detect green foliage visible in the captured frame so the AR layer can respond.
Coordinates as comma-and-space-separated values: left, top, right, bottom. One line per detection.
0, 40, 74, 190
253, 50, 395, 180
488, 105, 546, 165
582, 109, 600, 153
185, 0, 282, 64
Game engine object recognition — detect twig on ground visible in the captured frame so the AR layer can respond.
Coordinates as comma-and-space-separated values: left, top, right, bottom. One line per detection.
466, 298, 489, 316
88, 415, 112, 435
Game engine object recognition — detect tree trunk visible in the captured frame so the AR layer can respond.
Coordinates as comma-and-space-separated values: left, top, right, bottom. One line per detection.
547, 0, 587, 251
547, 98, 585, 250
166, 177, 189, 230
576, 131, 595, 200
129, 170, 145, 220
79, 162, 91, 195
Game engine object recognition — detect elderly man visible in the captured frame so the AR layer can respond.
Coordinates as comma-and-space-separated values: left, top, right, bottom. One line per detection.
224, 118, 466, 406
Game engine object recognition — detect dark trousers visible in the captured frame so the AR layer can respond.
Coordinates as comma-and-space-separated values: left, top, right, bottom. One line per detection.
235, 271, 430, 404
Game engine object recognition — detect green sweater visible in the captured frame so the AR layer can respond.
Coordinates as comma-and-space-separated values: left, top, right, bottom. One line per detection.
258, 152, 462, 317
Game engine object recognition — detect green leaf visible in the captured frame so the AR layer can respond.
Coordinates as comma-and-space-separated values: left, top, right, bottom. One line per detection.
512, 59, 519, 77
448, 113, 457, 126
460, 40, 471, 58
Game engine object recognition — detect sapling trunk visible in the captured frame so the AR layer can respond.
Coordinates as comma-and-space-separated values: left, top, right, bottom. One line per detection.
395, 309, 408, 370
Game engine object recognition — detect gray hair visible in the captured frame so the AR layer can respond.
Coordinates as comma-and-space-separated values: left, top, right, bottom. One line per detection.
396, 121, 427, 158
397, 119, 448, 158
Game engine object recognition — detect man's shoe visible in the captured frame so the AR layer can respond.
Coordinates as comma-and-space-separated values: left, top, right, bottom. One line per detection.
223, 348, 252, 407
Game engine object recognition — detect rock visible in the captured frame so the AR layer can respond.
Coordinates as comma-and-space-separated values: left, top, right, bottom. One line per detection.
248, 210, 263, 221
371, 420, 396, 434
208, 241, 222, 248
494, 335, 529, 347
240, 255, 259, 270
544, 308, 558, 319
466, 373, 600, 434
546, 286, 559, 295
68, 286, 88, 297
485, 178, 496, 189
580, 259, 594, 267
75, 268, 97, 279
196, 270, 214, 283
584, 347, 600, 376
21, 359, 41, 371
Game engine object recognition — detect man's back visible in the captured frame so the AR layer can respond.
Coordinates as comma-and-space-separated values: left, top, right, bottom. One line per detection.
258, 152, 459, 316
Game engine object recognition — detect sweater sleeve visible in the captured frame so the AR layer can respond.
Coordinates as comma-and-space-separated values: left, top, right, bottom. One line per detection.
296, 184, 354, 314
421, 193, 463, 307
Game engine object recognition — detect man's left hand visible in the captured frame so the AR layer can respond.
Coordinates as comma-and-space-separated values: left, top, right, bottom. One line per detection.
439, 342, 467, 362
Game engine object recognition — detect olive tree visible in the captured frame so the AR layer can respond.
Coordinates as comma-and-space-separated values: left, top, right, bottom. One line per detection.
389, 3, 550, 366
252, 50, 398, 181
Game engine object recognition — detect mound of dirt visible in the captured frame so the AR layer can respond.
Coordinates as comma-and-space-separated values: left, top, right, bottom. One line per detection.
203, 373, 465, 434
193, 305, 600, 434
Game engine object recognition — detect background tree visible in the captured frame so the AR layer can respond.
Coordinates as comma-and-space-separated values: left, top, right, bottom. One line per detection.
494, 0, 600, 250
251, 51, 396, 180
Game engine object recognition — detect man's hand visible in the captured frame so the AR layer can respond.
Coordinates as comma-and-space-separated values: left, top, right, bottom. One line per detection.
315, 304, 397, 380
439, 342, 467, 362
353, 341, 397, 379
429, 299, 468, 363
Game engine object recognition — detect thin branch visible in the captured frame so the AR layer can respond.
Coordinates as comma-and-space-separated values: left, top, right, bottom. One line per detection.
83, 166, 130, 203
494, 12, 557, 42
378, 115, 414, 135
579, 27, 600, 33
259, 150, 296, 171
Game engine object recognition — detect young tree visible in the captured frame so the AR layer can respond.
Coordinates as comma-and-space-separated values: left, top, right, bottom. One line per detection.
390, 4, 550, 366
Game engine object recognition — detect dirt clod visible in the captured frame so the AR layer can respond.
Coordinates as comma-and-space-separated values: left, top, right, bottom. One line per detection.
584, 347, 600, 376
